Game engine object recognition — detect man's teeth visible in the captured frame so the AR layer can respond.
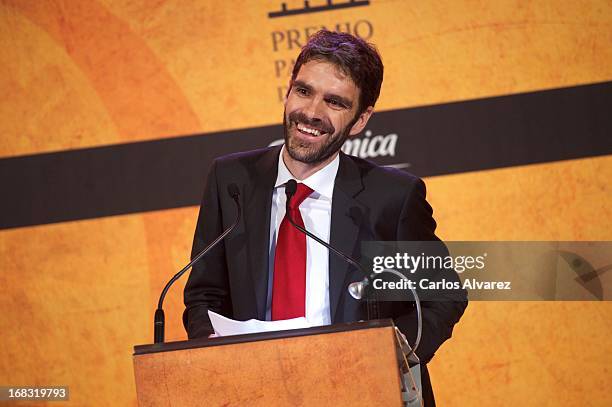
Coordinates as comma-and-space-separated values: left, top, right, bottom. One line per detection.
297, 123, 323, 137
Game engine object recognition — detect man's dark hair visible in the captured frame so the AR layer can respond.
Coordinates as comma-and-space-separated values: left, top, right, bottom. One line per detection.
291, 30, 384, 115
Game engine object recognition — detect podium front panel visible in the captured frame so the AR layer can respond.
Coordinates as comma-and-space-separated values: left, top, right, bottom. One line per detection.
133, 321, 403, 406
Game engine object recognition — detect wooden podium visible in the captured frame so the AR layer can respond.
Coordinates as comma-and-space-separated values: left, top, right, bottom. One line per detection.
133, 319, 404, 406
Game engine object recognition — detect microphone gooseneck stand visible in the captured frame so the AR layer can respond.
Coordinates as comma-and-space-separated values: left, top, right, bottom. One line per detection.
284, 179, 423, 405
153, 184, 242, 344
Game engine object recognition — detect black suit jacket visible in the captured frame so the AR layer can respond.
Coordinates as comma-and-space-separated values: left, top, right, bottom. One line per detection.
184, 146, 467, 406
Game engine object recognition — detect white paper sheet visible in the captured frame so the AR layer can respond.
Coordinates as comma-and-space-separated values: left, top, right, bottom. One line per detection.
208, 310, 313, 337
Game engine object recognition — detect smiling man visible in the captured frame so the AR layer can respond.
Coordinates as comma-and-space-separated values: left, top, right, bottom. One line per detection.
183, 30, 467, 406
283, 58, 373, 178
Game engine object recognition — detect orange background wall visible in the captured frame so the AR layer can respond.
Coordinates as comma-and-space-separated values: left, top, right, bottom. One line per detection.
1, 1, 610, 405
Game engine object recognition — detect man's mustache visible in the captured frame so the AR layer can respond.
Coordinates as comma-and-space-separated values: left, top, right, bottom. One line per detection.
287, 111, 335, 135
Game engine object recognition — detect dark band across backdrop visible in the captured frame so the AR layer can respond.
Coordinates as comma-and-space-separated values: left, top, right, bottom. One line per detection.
2, 81, 610, 229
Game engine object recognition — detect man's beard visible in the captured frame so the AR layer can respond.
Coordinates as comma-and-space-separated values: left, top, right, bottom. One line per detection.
283, 110, 357, 165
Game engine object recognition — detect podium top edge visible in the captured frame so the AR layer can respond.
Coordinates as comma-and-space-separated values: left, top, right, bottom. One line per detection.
134, 319, 395, 356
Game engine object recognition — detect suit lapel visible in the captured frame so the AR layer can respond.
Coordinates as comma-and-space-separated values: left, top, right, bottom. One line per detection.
329, 153, 367, 322
244, 146, 281, 320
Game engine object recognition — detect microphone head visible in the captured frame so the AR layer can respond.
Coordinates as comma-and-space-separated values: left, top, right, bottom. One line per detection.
285, 179, 297, 197
227, 183, 240, 199
348, 281, 365, 300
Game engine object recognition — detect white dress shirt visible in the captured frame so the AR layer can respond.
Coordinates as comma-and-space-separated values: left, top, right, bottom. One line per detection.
266, 146, 339, 326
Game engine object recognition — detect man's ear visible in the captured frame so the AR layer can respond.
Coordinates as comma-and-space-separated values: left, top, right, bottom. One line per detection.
349, 106, 374, 137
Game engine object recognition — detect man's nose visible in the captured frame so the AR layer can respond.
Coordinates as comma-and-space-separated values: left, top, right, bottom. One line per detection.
302, 97, 325, 122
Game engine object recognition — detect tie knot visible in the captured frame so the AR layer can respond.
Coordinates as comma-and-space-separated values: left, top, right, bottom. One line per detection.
289, 183, 313, 210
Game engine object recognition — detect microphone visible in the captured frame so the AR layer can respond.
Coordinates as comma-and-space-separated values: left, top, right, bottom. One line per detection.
283, 179, 421, 356
285, 180, 378, 320
284, 179, 369, 280
153, 183, 242, 344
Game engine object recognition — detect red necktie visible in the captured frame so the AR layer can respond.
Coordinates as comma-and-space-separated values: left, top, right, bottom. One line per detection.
271, 183, 314, 320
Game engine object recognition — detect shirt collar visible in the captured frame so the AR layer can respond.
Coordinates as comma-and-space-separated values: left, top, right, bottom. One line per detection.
275, 145, 340, 200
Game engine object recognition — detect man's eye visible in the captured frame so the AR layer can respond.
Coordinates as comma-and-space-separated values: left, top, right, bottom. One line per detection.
327, 99, 345, 108
295, 87, 309, 95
